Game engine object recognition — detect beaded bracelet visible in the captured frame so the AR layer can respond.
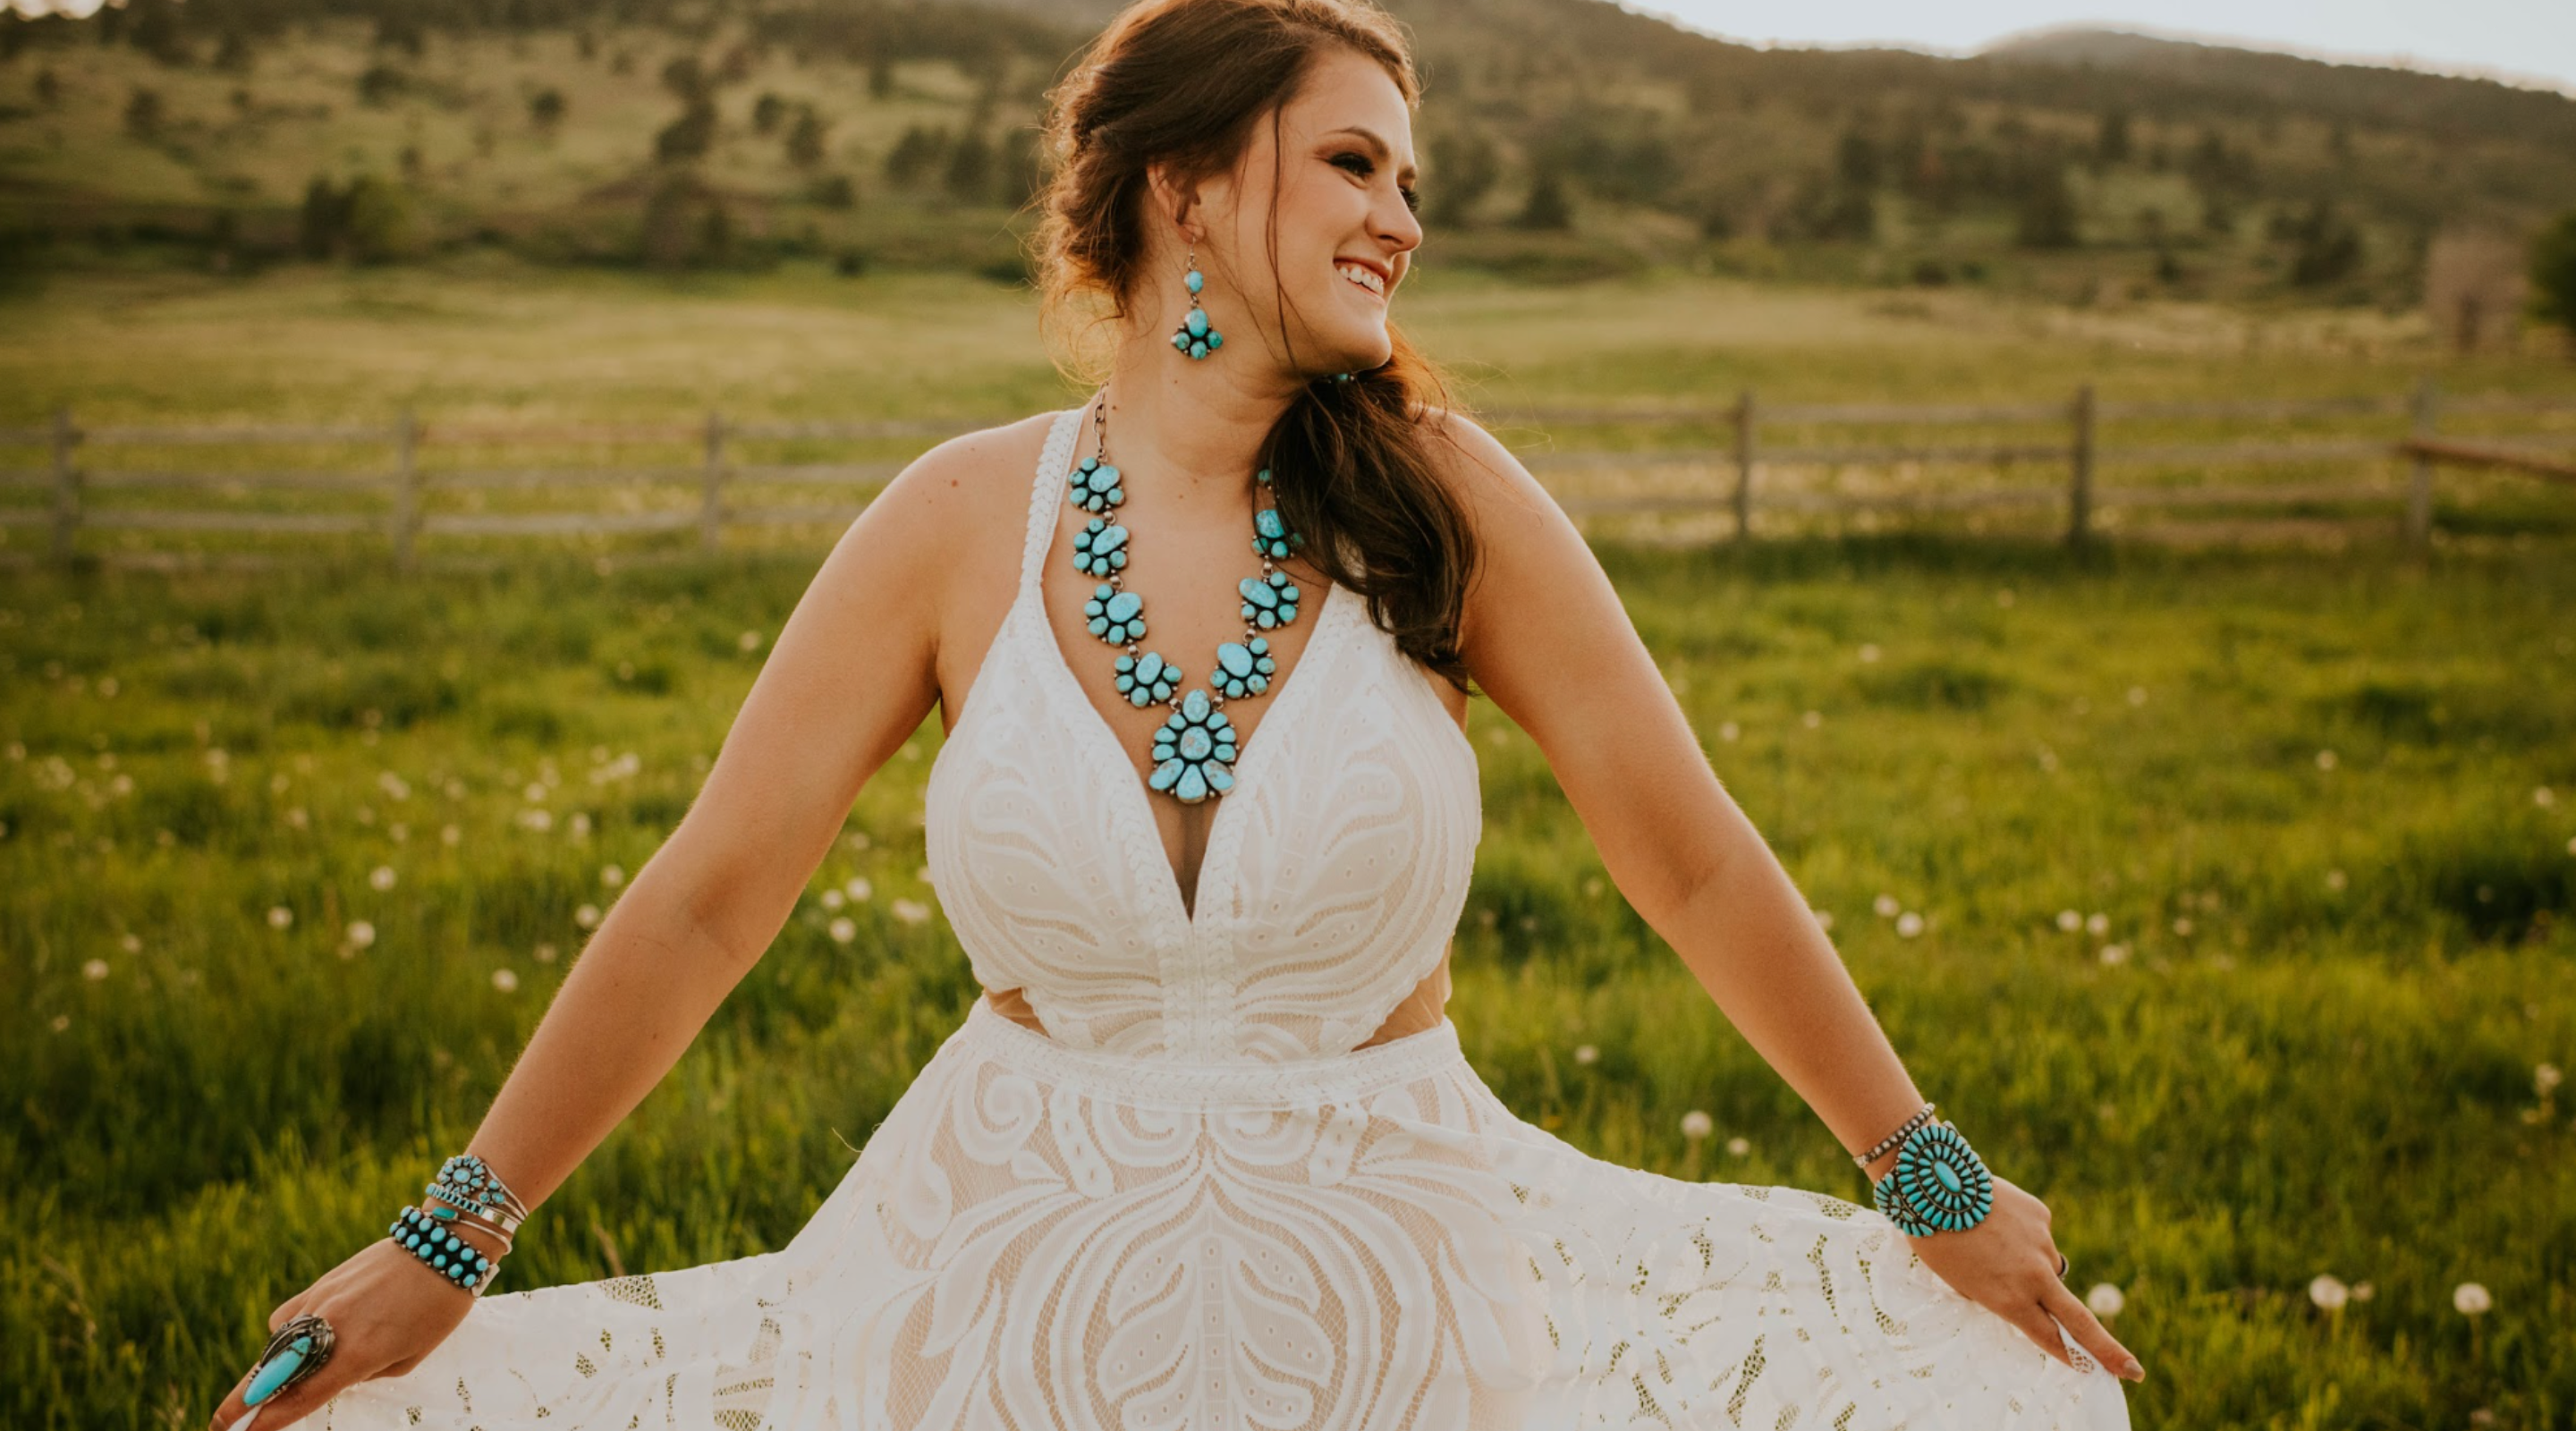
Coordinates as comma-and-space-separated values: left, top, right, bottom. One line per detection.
1852, 1101, 1938, 1169
387, 1203, 504, 1294
1868, 1115, 1997, 1236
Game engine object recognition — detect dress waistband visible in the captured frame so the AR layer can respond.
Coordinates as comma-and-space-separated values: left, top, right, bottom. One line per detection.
950, 997, 1469, 1109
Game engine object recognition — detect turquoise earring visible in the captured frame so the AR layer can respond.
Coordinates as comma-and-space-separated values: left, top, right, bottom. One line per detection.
1171, 244, 1223, 360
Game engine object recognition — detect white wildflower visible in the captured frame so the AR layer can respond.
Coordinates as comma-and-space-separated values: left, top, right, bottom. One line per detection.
2098, 944, 2128, 965
369, 865, 396, 892
1725, 1136, 1750, 1156
2056, 910, 2082, 932
345, 920, 376, 949
491, 968, 520, 992
2453, 1283, 2491, 1316
891, 898, 931, 926
2316, 749, 2338, 770
1873, 893, 1901, 919
575, 902, 601, 929
441, 824, 462, 846
2538, 1063, 2563, 1097
2309, 1274, 2348, 1310
843, 876, 872, 902
1573, 1044, 1599, 1065
2086, 1283, 2125, 1317
2173, 917, 2194, 936
534, 943, 558, 963
822, 888, 845, 910
600, 863, 625, 888
1680, 1110, 1714, 1140
82, 958, 109, 981
828, 918, 857, 944
1718, 721, 1740, 742
738, 629, 764, 652
2086, 911, 2109, 936
1896, 911, 1924, 937
2326, 868, 2347, 893
267, 906, 293, 929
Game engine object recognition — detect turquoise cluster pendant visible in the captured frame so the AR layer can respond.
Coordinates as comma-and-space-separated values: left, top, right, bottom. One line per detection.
1069, 399, 1303, 806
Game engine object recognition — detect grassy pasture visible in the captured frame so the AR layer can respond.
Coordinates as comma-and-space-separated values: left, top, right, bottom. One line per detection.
3, 264, 2574, 1428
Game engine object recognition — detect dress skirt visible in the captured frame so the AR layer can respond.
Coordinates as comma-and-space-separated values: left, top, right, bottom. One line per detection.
318, 998, 2132, 1430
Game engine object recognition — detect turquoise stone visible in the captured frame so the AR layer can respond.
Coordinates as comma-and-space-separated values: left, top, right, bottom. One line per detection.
1185, 267, 1203, 294
1207, 332, 1223, 350
1181, 688, 1211, 721
1934, 1162, 1963, 1195
1185, 308, 1208, 336
243, 1346, 305, 1406
1189, 341, 1208, 359
1179, 726, 1213, 761
1174, 765, 1208, 801
1148, 758, 1183, 792
1217, 643, 1253, 678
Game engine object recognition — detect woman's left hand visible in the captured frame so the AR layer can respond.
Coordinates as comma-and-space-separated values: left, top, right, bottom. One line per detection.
1903, 1172, 2145, 1384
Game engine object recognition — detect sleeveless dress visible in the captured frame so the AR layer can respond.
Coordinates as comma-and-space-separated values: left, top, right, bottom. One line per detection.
316, 406, 2134, 1431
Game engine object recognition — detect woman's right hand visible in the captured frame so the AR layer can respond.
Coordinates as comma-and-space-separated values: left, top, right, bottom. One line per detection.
206, 1229, 496, 1430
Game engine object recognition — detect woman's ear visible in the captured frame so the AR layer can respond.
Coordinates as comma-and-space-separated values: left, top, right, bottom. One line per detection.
1144, 159, 1204, 243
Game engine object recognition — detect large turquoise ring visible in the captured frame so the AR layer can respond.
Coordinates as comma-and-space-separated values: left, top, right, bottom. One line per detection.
242, 1312, 335, 1409
1870, 1120, 1996, 1236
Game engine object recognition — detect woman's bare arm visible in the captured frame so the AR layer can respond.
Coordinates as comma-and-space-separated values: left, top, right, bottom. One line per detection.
452, 421, 1030, 1216
214, 422, 1045, 1430
1428, 410, 2142, 1382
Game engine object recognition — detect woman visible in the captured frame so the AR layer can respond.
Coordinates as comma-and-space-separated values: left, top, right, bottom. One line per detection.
213, 0, 2144, 1425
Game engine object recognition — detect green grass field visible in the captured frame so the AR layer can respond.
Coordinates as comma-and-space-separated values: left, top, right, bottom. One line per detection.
4, 263, 2575, 1428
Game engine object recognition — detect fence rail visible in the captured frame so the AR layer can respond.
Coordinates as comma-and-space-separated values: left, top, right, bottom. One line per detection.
4, 377, 2571, 570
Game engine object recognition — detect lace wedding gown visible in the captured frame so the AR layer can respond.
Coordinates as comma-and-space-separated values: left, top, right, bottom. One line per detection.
317, 406, 2133, 1430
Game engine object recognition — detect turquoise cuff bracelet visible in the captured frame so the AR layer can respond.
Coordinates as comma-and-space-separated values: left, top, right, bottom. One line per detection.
388, 1203, 502, 1294
1868, 1118, 1996, 1236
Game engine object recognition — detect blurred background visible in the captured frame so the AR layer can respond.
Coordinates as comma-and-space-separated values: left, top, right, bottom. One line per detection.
1, 1, 2571, 1427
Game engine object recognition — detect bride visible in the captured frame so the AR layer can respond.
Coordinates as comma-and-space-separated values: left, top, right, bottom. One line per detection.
212, 0, 2143, 1425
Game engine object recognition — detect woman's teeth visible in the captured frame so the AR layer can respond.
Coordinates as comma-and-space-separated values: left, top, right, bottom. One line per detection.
1336, 262, 1385, 296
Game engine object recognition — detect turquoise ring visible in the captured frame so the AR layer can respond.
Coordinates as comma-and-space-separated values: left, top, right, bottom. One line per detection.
242, 1312, 335, 1409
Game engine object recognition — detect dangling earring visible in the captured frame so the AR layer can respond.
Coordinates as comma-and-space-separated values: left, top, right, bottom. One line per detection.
1171, 243, 1223, 360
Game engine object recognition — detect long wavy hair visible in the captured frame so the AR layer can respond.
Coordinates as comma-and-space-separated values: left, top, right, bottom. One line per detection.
1025, 0, 1481, 696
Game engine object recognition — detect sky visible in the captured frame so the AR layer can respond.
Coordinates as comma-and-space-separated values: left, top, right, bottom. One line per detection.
9, 0, 2575, 97
1625, 1, 2576, 96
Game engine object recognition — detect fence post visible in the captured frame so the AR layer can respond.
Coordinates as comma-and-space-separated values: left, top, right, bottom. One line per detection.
699, 410, 726, 554
2403, 375, 2438, 560
1731, 387, 1757, 543
391, 406, 419, 574
2065, 382, 2095, 549
48, 407, 79, 568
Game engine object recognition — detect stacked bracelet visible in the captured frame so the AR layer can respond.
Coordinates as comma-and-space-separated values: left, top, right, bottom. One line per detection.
1868, 1115, 1997, 1236
385, 1152, 530, 1297
1852, 1102, 1937, 1170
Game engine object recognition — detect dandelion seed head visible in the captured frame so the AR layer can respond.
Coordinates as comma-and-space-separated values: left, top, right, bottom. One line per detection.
822, 887, 846, 910
267, 906, 292, 929
739, 630, 764, 652
2086, 911, 2109, 936
534, 943, 558, 963
2056, 909, 2082, 932
2172, 917, 2194, 936
1718, 721, 1741, 742
50, 1012, 70, 1032
2538, 1063, 2563, 1097
1858, 644, 1881, 664
2309, 1274, 2348, 1310
491, 968, 520, 992
1895, 911, 1925, 937
1573, 1044, 1599, 1065
2098, 944, 2129, 965
892, 898, 932, 926
1873, 893, 1901, 919
345, 919, 376, 949
844, 876, 873, 902
1680, 1110, 1714, 1140
2316, 749, 2338, 771
82, 958, 109, 981
369, 865, 397, 891
574, 902, 601, 929
2086, 1283, 2125, 1317
2453, 1282, 2492, 1316
600, 863, 625, 888
119, 932, 141, 953
441, 824, 462, 846
2326, 868, 2347, 892
1801, 709, 1822, 729
829, 917, 857, 944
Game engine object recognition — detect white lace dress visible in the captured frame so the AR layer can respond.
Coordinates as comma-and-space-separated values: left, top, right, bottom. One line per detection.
317, 406, 2134, 1430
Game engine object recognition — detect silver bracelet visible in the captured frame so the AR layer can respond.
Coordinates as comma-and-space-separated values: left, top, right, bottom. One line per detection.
1852, 1101, 1937, 1169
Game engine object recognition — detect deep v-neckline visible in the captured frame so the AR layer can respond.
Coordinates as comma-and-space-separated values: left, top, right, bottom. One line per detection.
1025, 555, 1352, 936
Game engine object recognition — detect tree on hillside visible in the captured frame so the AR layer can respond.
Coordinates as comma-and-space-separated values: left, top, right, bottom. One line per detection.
1425, 131, 1498, 229
2529, 211, 2576, 355
123, 87, 163, 140
1515, 165, 1572, 231
2095, 109, 2131, 167
945, 130, 993, 202
657, 100, 717, 163
753, 92, 789, 136
528, 88, 565, 133
1835, 129, 1879, 190
885, 125, 947, 188
2013, 159, 2078, 249
787, 106, 830, 168
2281, 199, 2361, 286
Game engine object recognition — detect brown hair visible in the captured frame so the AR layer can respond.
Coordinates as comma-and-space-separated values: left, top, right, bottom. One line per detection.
1026, 0, 1480, 695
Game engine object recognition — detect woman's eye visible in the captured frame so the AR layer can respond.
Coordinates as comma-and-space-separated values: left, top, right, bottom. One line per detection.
1334, 152, 1420, 212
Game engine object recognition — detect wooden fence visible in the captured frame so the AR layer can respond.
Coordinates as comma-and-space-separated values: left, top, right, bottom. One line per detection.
3, 378, 2571, 570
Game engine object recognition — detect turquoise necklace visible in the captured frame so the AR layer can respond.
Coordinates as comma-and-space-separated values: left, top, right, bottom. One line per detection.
1067, 394, 1305, 806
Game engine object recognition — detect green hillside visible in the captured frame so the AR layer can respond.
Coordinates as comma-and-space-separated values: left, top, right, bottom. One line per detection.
4, 0, 2573, 309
